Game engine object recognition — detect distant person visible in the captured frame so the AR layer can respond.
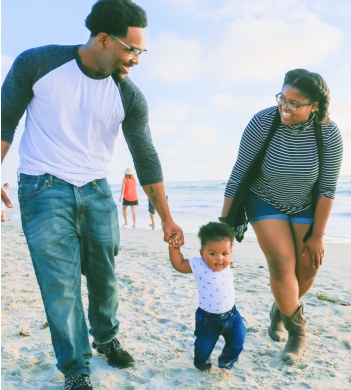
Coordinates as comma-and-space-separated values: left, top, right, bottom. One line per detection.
1, 183, 10, 222
119, 168, 138, 228
1, 1, 183, 388
168, 222, 246, 375
148, 194, 168, 229
221, 69, 343, 364
148, 198, 156, 229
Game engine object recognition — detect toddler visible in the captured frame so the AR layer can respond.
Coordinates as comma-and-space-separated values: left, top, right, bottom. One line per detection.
168, 222, 246, 374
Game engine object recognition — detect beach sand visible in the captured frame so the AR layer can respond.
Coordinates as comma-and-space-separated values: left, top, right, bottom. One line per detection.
1, 213, 351, 389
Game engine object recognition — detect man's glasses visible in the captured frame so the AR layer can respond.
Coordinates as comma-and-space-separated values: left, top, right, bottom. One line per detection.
275, 93, 313, 112
110, 35, 147, 57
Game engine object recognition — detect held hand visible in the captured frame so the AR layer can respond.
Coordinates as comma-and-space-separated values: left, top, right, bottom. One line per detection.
1, 188, 13, 209
162, 221, 184, 248
302, 235, 324, 269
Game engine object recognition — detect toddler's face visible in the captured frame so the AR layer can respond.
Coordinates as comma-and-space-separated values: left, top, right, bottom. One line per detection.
200, 239, 232, 272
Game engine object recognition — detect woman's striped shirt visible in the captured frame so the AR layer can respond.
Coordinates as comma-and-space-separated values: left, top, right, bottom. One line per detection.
224, 106, 343, 214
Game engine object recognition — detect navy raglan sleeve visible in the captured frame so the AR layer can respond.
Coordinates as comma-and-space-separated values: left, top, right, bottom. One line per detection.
1, 50, 36, 143
119, 77, 164, 186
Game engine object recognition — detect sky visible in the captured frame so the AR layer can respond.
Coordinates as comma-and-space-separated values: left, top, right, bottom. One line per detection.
1, 0, 351, 185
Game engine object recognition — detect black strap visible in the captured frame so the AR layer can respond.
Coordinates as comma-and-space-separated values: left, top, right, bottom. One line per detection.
303, 122, 323, 242
226, 108, 281, 229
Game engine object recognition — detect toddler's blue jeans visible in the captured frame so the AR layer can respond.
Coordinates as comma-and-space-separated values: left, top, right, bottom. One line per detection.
194, 305, 246, 370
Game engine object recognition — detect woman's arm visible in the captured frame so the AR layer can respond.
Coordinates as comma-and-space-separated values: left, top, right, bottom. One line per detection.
303, 195, 334, 267
119, 179, 125, 202
221, 196, 234, 218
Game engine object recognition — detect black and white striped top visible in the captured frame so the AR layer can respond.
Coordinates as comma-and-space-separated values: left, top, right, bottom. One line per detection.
224, 106, 343, 214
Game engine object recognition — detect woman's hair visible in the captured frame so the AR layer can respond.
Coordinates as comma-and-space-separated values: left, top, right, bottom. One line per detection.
198, 222, 235, 248
283, 69, 330, 124
85, 0, 147, 38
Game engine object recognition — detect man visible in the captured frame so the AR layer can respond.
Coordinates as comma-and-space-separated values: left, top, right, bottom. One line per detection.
1, 1, 183, 389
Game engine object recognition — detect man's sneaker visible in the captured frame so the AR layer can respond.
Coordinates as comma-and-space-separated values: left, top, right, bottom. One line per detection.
92, 337, 135, 368
64, 374, 93, 390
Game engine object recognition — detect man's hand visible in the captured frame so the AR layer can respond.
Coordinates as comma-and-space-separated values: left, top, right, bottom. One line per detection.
162, 221, 184, 248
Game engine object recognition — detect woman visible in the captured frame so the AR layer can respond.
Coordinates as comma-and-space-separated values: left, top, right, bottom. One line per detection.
119, 168, 138, 228
221, 69, 343, 364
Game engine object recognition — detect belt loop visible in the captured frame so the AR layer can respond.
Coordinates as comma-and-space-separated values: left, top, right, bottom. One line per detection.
47, 174, 53, 187
91, 180, 97, 189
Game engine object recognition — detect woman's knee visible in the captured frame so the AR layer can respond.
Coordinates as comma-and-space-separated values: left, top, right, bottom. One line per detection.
266, 253, 295, 279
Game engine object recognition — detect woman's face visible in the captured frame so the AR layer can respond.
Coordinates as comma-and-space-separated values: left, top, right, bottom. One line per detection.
277, 85, 319, 126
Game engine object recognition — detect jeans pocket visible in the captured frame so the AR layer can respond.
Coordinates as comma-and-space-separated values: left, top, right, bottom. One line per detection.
94, 178, 112, 196
18, 175, 49, 200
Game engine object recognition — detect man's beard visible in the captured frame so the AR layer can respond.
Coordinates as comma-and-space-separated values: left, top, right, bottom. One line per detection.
112, 70, 125, 83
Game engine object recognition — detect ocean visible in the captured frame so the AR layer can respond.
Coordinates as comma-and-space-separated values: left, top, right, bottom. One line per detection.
3, 176, 351, 243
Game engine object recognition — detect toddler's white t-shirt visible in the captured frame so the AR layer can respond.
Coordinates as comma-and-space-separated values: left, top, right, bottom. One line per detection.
189, 257, 235, 314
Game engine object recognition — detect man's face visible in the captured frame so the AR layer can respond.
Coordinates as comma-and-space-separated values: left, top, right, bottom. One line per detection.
104, 27, 146, 81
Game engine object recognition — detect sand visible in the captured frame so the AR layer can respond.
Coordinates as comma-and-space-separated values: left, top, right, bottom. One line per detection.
1, 213, 351, 389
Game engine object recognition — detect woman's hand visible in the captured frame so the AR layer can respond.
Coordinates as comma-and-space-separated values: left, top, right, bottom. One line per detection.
302, 235, 324, 269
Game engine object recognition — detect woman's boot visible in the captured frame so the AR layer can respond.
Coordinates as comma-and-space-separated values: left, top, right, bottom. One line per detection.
268, 302, 287, 342
281, 304, 307, 364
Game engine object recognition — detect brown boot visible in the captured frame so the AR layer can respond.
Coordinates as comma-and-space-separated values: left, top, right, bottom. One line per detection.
268, 302, 287, 342
281, 304, 307, 364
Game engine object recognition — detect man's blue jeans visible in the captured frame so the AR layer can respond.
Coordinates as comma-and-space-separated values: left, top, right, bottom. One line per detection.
18, 174, 120, 376
194, 305, 246, 370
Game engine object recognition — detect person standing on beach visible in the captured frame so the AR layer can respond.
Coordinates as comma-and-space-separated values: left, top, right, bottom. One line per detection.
1, 182, 10, 222
148, 198, 156, 229
169, 222, 246, 375
1, 1, 183, 389
148, 194, 167, 229
119, 168, 138, 228
220, 69, 343, 364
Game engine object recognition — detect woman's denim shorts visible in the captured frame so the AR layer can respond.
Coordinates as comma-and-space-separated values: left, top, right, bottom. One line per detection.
245, 192, 313, 224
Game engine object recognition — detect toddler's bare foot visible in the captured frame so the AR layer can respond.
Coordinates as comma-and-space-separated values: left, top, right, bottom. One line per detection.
221, 368, 231, 376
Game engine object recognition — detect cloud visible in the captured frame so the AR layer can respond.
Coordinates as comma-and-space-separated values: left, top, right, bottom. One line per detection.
144, 32, 204, 84
208, 15, 343, 84
329, 99, 351, 175
150, 100, 191, 121
142, 2, 344, 89
186, 123, 216, 144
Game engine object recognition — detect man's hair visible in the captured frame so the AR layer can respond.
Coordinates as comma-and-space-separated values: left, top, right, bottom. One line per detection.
85, 0, 147, 38
198, 222, 235, 248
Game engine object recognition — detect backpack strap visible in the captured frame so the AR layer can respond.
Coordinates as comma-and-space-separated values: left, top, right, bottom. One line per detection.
303, 122, 323, 241
224, 108, 281, 241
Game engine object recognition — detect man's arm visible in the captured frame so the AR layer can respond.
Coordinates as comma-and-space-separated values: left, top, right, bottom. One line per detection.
142, 182, 184, 247
168, 246, 192, 274
1, 141, 13, 209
